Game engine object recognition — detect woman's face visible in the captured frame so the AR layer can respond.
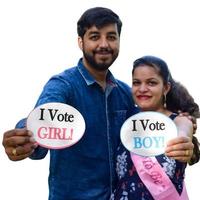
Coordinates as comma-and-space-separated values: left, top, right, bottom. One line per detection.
132, 65, 170, 112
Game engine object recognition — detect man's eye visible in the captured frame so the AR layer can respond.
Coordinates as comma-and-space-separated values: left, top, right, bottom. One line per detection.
107, 35, 117, 41
90, 35, 99, 40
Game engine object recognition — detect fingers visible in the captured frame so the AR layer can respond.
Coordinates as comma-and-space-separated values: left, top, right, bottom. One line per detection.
3, 128, 32, 138
2, 129, 33, 147
165, 141, 194, 153
2, 128, 37, 161
165, 136, 194, 162
4, 143, 38, 161
193, 123, 197, 134
5, 143, 37, 156
188, 115, 197, 134
166, 136, 191, 147
165, 149, 193, 163
8, 151, 35, 161
169, 156, 191, 163
165, 148, 193, 157
4, 136, 32, 147
178, 110, 189, 117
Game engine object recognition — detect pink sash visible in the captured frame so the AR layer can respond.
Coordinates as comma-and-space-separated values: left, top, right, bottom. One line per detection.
131, 153, 189, 200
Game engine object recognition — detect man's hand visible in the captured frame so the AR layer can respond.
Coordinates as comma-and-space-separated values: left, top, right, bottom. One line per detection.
2, 128, 38, 161
178, 111, 197, 134
165, 136, 194, 162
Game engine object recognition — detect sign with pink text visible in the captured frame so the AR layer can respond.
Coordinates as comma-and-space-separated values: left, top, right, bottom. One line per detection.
120, 111, 178, 157
27, 102, 85, 149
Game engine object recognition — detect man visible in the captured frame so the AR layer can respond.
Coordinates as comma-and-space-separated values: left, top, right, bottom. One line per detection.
2, 7, 194, 200
3, 7, 137, 200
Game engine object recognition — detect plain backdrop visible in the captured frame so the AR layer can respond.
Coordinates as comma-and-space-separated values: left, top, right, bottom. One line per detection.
0, 0, 199, 199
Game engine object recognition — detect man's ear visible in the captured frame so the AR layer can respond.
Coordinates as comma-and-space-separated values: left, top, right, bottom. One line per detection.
78, 36, 83, 50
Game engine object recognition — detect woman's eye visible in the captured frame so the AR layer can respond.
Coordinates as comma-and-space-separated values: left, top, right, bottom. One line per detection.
148, 81, 157, 86
132, 81, 140, 86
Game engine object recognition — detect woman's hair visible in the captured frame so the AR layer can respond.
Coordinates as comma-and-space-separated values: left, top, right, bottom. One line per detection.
133, 55, 200, 164
77, 7, 122, 38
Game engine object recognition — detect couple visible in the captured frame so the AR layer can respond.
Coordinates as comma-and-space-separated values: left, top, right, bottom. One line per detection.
2, 7, 199, 200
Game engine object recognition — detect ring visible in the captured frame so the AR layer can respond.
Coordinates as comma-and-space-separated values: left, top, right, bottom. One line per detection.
185, 150, 190, 156
12, 148, 17, 156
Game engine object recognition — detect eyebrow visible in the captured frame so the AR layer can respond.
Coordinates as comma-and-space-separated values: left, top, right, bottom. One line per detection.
87, 31, 117, 35
88, 31, 99, 35
132, 77, 159, 81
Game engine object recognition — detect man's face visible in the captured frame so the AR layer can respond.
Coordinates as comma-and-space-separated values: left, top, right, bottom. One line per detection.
78, 24, 120, 71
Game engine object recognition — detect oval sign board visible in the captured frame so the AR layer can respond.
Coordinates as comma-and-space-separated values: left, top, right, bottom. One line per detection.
27, 102, 85, 149
120, 111, 177, 157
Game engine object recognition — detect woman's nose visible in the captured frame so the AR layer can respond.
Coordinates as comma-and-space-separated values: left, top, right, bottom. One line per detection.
138, 84, 148, 92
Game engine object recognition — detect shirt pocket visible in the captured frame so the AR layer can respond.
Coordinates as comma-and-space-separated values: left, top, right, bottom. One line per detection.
109, 110, 127, 138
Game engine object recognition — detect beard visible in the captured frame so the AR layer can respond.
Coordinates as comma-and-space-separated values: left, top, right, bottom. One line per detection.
83, 48, 118, 71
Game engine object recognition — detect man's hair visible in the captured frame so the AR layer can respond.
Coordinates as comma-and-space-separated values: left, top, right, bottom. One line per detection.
77, 7, 122, 38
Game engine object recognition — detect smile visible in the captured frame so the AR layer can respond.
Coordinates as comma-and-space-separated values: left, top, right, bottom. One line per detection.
137, 95, 151, 100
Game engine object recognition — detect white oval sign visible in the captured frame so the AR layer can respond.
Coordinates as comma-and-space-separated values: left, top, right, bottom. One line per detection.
120, 111, 178, 157
27, 102, 85, 149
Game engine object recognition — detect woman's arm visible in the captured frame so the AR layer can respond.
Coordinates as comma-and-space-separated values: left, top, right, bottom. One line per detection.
165, 116, 194, 162
174, 116, 193, 138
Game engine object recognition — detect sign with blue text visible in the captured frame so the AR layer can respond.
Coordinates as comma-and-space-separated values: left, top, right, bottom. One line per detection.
120, 111, 177, 157
27, 102, 85, 149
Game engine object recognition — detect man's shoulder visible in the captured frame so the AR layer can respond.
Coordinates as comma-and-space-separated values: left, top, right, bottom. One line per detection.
58, 66, 78, 77
51, 66, 80, 82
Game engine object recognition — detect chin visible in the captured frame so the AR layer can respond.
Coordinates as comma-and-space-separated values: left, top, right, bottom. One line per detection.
137, 103, 148, 109
141, 108, 152, 111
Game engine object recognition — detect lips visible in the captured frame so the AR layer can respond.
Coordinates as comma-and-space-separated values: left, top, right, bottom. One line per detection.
97, 51, 110, 55
95, 52, 112, 61
95, 49, 113, 55
136, 95, 151, 100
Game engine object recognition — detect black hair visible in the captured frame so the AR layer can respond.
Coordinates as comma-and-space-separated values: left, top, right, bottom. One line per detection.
133, 55, 200, 117
77, 7, 122, 38
133, 55, 200, 164
133, 55, 171, 85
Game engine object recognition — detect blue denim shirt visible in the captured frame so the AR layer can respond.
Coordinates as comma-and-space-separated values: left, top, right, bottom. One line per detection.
16, 59, 138, 200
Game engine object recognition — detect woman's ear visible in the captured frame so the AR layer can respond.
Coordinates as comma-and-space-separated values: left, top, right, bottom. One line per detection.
78, 36, 83, 50
164, 82, 171, 95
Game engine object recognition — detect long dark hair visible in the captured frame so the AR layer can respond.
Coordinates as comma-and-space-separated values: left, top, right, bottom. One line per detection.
133, 55, 200, 164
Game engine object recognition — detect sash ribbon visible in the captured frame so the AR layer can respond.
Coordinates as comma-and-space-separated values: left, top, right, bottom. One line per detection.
131, 153, 188, 200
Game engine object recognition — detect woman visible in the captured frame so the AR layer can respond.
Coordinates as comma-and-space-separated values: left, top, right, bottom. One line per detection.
111, 56, 200, 200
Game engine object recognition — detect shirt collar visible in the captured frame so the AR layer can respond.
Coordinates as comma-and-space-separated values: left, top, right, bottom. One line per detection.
77, 58, 117, 87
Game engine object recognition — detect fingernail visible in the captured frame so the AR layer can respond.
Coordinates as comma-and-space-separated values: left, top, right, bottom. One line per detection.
31, 143, 38, 149
27, 131, 33, 136
30, 137, 36, 143
165, 147, 171, 152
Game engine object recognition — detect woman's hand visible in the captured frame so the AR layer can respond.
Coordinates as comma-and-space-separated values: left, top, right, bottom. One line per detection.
165, 136, 194, 162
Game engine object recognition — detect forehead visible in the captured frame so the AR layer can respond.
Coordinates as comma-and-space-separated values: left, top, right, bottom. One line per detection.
85, 23, 119, 35
133, 65, 161, 78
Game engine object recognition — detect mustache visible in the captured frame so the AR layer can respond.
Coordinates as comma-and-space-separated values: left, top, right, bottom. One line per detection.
94, 48, 113, 54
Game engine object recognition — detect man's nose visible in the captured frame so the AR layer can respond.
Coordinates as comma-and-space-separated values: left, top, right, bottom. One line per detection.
99, 37, 109, 48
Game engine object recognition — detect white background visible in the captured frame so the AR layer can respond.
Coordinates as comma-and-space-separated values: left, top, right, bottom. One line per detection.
0, 0, 199, 199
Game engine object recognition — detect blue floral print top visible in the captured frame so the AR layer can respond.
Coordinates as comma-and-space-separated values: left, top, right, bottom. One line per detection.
111, 114, 187, 200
